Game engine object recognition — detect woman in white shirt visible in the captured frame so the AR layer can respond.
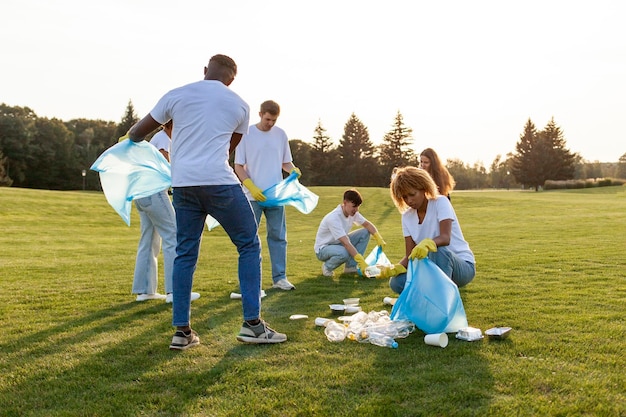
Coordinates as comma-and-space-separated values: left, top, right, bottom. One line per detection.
378, 166, 475, 294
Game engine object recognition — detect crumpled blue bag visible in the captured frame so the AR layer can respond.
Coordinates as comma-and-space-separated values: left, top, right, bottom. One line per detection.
358, 245, 392, 277
390, 258, 468, 334
90, 140, 171, 226
257, 171, 319, 214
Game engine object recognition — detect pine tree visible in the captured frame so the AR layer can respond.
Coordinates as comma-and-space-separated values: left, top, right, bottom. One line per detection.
115, 100, 139, 139
337, 114, 378, 186
309, 120, 340, 185
378, 111, 414, 180
511, 117, 576, 190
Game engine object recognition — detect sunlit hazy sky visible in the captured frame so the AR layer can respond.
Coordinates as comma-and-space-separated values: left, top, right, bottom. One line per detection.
3, 0, 625, 164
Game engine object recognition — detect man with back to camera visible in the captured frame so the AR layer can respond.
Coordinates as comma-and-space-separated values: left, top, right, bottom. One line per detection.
126, 54, 287, 350
234, 100, 301, 291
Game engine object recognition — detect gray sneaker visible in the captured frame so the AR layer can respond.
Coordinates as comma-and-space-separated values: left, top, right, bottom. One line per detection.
169, 329, 200, 350
272, 278, 295, 291
236, 320, 287, 344
322, 263, 335, 277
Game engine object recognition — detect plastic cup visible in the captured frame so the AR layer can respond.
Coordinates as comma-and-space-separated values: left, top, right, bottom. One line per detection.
383, 297, 397, 306
424, 333, 448, 348
315, 317, 331, 327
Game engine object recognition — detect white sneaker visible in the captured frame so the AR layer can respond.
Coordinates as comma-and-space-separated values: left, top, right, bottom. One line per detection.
165, 292, 201, 303
272, 279, 295, 291
343, 266, 358, 274
136, 293, 167, 301
322, 263, 335, 277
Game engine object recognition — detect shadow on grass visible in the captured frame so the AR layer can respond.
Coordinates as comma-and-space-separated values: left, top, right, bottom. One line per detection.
0, 274, 495, 416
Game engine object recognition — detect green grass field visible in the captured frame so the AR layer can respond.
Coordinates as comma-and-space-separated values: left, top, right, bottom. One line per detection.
0, 185, 624, 416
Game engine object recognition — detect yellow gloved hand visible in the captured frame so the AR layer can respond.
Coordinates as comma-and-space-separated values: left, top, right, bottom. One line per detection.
118, 133, 129, 143
377, 264, 407, 279
409, 238, 437, 260
242, 178, 267, 202
354, 254, 368, 273
290, 166, 302, 179
373, 232, 386, 250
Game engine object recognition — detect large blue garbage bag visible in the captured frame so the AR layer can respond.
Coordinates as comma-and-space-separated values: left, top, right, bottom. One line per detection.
90, 140, 171, 226
257, 171, 319, 214
390, 258, 468, 334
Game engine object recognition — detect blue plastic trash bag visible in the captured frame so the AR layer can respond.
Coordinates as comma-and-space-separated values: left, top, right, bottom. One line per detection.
390, 258, 468, 334
90, 140, 171, 226
257, 171, 319, 214
358, 245, 392, 276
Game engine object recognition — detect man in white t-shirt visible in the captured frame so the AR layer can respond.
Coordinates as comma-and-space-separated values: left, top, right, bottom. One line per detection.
314, 189, 386, 277
126, 54, 286, 350
234, 100, 301, 291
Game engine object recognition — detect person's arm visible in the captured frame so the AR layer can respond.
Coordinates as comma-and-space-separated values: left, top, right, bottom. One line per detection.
362, 221, 386, 248
338, 236, 359, 258
400, 236, 414, 268
233, 163, 249, 182
129, 114, 161, 142
229, 133, 243, 155
158, 149, 170, 162
434, 219, 452, 247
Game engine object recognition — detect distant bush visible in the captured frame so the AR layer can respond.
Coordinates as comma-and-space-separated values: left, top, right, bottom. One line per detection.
544, 178, 626, 190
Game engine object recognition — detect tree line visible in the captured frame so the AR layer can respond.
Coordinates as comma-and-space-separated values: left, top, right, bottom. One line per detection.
1, 102, 625, 191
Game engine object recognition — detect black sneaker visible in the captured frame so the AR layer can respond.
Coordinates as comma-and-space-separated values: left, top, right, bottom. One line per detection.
169, 329, 200, 350
236, 320, 287, 344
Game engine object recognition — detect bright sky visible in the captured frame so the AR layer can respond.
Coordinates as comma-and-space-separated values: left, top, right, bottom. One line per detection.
3, 0, 625, 164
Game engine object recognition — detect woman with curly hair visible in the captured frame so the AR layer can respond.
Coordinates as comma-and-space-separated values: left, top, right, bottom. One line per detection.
376, 166, 475, 294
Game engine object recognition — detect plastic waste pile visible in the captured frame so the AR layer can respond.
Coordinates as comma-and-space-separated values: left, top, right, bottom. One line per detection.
323, 310, 415, 349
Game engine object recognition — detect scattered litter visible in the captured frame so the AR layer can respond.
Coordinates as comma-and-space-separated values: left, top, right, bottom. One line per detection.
230, 290, 266, 300
456, 327, 483, 341
289, 314, 308, 320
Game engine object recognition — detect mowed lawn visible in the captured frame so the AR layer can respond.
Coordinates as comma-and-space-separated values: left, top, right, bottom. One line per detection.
0, 185, 624, 416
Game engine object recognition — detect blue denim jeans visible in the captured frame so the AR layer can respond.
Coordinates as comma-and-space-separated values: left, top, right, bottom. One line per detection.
132, 189, 176, 295
389, 246, 476, 294
315, 228, 370, 271
172, 185, 262, 327
250, 201, 287, 283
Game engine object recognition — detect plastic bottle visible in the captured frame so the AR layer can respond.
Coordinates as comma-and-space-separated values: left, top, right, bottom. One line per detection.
383, 296, 397, 306
324, 321, 347, 342
368, 333, 398, 349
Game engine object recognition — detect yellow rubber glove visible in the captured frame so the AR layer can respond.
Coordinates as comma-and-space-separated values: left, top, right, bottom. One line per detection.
290, 166, 302, 179
377, 264, 407, 279
242, 178, 267, 202
409, 238, 437, 260
354, 254, 368, 273
118, 133, 129, 143
373, 232, 386, 250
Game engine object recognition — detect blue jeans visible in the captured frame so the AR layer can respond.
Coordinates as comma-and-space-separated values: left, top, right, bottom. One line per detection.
172, 185, 262, 327
316, 228, 370, 271
132, 189, 176, 295
250, 201, 287, 283
389, 246, 475, 294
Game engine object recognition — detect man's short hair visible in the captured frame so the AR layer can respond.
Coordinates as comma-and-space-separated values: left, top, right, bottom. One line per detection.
209, 54, 237, 77
343, 189, 363, 206
260, 100, 280, 116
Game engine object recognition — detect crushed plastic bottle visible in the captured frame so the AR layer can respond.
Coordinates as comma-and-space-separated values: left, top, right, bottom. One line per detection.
324, 321, 347, 342
364, 265, 382, 278
368, 333, 398, 348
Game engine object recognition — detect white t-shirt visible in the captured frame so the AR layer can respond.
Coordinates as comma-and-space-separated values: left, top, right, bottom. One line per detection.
314, 205, 367, 253
150, 80, 250, 187
149, 130, 170, 153
401, 196, 475, 264
234, 124, 293, 200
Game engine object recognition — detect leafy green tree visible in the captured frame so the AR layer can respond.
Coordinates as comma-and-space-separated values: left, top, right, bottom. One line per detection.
0, 150, 13, 186
309, 120, 340, 185
288, 139, 312, 185
0, 104, 38, 185
337, 113, 378, 186
115, 100, 139, 139
24, 117, 74, 189
617, 153, 626, 179
378, 111, 415, 181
